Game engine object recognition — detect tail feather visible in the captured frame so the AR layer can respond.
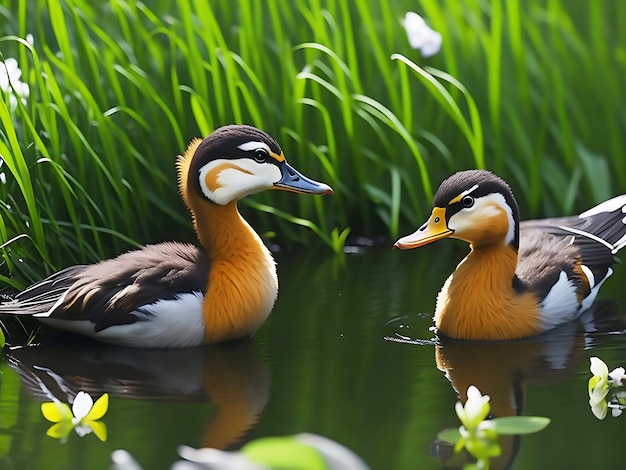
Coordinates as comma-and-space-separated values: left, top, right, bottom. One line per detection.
0, 293, 15, 302
575, 194, 626, 254
522, 194, 626, 255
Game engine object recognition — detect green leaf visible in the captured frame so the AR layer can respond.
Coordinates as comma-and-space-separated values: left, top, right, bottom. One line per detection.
490, 416, 550, 435
437, 427, 462, 444
242, 436, 326, 470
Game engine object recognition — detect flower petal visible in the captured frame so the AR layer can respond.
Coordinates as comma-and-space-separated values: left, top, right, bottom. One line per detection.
46, 421, 74, 439
466, 385, 483, 401
72, 391, 94, 420
87, 393, 109, 421
590, 357, 609, 377
89, 421, 108, 441
41, 402, 72, 423
402, 12, 442, 57
589, 385, 609, 406
74, 424, 93, 438
591, 401, 608, 420
464, 386, 491, 427
609, 367, 626, 385
588, 375, 601, 396
455, 401, 467, 425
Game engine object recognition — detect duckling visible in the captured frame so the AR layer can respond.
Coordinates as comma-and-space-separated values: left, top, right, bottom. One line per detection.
0, 125, 333, 348
394, 169, 626, 340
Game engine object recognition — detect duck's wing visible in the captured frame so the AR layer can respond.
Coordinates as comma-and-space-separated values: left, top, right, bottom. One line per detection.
520, 194, 626, 282
516, 229, 588, 300
0, 242, 210, 332
516, 195, 626, 311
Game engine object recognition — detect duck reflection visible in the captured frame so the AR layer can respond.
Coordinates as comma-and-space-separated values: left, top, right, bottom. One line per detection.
430, 301, 625, 469
5, 335, 269, 449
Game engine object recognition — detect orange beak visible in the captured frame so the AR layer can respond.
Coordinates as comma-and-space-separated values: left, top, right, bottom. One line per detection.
394, 207, 453, 249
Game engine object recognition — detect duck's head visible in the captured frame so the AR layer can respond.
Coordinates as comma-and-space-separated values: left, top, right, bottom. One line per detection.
394, 169, 520, 250
177, 125, 333, 207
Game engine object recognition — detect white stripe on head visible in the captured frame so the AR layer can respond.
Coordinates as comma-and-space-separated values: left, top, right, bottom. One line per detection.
237, 141, 271, 153
459, 184, 479, 199
198, 158, 281, 205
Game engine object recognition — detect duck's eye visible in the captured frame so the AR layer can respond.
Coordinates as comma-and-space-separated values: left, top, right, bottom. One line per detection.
253, 149, 268, 163
461, 195, 475, 208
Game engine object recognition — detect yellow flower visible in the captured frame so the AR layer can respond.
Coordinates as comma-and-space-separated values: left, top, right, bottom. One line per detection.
41, 391, 109, 441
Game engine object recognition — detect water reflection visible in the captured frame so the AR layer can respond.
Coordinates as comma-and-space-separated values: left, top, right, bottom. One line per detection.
2, 248, 625, 469
433, 325, 583, 469
6, 336, 269, 450
387, 300, 626, 469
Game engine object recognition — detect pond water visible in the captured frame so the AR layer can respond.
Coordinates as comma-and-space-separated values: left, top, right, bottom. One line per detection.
0, 245, 625, 469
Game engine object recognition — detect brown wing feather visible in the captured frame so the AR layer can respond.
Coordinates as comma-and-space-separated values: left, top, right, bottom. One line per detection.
516, 196, 626, 299
515, 229, 590, 300
1, 243, 210, 332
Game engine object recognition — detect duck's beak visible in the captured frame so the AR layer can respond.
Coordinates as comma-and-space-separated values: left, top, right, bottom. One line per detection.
394, 207, 453, 249
274, 162, 333, 195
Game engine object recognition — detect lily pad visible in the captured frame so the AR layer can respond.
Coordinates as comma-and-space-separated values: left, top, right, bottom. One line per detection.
490, 416, 550, 435
436, 427, 461, 444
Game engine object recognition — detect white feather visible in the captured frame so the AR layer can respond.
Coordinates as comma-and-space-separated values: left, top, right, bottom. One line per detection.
40, 292, 206, 348
579, 194, 626, 217
580, 266, 613, 311
538, 271, 580, 331
198, 158, 281, 205
237, 141, 271, 152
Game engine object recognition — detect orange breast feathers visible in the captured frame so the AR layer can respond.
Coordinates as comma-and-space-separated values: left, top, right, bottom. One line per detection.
434, 245, 541, 340
202, 234, 278, 343
190, 201, 277, 343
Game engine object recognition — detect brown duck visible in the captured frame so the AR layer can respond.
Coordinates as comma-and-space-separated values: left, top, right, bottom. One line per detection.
0, 125, 332, 347
394, 169, 626, 340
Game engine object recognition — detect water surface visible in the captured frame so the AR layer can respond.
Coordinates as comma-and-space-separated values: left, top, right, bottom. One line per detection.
1, 246, 625, 469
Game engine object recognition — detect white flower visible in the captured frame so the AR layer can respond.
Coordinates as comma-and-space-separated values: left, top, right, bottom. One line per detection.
402, 12, 442, 58
609, 404, 623, 418
609, 367, 626, 385
588, 357, 626, 420
1, 57, 30, 111
455, 385, 491, 432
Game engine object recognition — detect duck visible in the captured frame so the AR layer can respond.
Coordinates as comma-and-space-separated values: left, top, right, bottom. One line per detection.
394, 169, 626, 341
0, 124, 333, 348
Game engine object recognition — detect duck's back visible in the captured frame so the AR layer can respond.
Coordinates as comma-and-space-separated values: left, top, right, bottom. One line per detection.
2, 242, 210, 331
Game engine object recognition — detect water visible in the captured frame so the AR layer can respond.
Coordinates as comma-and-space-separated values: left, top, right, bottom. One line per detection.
1, 246, 625, 469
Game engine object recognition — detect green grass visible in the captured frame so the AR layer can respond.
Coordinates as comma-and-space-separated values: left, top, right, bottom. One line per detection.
0, 0, 625, 285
